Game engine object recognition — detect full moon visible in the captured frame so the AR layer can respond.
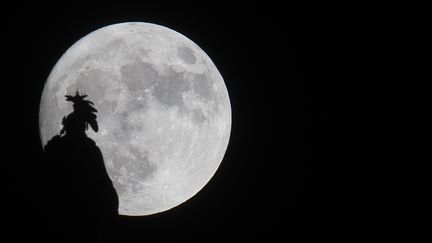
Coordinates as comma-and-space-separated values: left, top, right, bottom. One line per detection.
39, 22, 231, 216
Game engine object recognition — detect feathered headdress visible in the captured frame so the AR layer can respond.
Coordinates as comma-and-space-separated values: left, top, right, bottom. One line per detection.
60, 90, 99, 135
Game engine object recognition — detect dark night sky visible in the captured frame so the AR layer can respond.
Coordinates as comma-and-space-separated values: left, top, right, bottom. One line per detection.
2, 3, 324, 241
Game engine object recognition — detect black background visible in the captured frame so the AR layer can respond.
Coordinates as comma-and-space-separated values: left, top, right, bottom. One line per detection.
3, 3, 322, 241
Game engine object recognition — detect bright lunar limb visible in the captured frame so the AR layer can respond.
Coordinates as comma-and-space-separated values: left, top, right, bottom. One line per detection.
39, 22, 231, 216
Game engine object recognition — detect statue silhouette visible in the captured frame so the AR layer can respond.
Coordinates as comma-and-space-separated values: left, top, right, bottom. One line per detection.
43, 91, 118, 242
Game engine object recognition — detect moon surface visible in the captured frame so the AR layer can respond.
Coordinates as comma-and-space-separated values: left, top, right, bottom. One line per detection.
39, 22, 231, 216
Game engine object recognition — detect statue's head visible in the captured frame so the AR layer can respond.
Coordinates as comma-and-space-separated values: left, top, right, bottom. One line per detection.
60, 90, 98, 136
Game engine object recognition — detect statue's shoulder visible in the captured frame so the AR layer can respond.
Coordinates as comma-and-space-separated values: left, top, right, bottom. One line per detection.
44, 135, 63, 152
82, 137, 103, 157
46, 135, 62, 146
84, 136, 96, 145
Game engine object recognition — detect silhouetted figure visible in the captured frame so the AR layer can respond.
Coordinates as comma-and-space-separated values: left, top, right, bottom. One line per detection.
43, 91, 118, 242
